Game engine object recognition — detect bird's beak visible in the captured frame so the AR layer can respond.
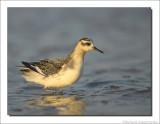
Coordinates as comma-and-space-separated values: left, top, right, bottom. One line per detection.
93, 46, 104, 53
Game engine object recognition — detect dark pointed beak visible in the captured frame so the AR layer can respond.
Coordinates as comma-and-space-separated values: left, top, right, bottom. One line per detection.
93, 46, 104, 53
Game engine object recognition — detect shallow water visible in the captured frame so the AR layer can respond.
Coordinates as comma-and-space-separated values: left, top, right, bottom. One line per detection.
8, 8, 151, 115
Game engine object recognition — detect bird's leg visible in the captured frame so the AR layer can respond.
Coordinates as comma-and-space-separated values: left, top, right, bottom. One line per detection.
43, 87, 56, 94
60, 88, 63, 92
59, 88, 63, 95
43, 87, 47, 90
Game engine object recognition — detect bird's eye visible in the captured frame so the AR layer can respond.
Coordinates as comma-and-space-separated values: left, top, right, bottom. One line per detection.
86, 43, 91, 46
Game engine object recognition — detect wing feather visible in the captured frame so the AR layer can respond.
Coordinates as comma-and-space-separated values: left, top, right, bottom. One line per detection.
21, 56, 71, 76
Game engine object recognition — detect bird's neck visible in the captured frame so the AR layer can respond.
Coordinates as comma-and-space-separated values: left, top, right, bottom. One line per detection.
70, 47, 86, 60
66, 47, 85, 73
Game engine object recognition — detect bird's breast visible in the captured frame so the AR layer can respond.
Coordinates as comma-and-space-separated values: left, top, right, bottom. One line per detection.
59, 58, 83, 86
66, 59, 83, 81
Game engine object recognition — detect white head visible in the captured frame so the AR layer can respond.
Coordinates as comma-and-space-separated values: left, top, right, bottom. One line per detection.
76, 37, 104, 54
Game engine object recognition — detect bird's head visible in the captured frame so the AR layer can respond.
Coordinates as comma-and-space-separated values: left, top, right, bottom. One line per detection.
77, 37, 104, 53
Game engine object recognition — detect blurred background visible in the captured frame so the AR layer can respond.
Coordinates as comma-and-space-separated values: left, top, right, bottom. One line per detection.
8, 8, 151, 115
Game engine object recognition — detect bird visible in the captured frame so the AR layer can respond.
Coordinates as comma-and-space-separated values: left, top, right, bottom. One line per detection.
17, 37, 103, 92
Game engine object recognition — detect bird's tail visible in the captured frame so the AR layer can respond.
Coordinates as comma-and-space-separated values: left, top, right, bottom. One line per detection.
16, 66, 31, 74
20, 69, 31, 74
16, 66, 28, 69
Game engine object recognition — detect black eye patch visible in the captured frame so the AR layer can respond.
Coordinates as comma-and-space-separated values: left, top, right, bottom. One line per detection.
86, 43, 91, 46
81, 42, 91, 46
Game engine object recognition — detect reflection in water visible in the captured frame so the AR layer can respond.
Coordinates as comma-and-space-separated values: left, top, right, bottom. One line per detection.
26, 94, 87, 115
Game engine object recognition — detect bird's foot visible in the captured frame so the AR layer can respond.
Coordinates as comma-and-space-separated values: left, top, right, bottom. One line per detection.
43, 87, 57, 94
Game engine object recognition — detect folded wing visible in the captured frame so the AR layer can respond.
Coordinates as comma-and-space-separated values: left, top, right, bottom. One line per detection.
18, 56, 71, 77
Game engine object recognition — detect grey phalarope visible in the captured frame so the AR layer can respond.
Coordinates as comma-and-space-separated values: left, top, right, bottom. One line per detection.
17, 38, 103, 92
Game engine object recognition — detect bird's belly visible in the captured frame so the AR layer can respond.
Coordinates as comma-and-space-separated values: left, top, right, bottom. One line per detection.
45, 66, 83, 88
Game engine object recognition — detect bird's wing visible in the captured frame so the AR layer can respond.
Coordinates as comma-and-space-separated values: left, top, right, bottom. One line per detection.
22, 56, 71, 76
